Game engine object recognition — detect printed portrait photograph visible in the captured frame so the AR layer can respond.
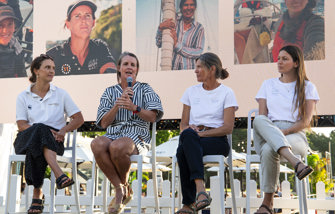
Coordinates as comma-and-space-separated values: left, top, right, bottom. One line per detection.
44, 0, 122, 76
136, 0, 219, 72
234, 0, 325, 64
0, 0, 33, 78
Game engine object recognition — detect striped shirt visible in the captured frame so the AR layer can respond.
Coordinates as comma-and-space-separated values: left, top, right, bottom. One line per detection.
156, 16, 205, 70
96, 82, 164, 154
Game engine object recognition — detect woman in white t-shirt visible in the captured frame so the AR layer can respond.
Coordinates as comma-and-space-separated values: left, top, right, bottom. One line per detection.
253, 45, 319, 214
14, 54, 84, 214
176, 52, 238, 214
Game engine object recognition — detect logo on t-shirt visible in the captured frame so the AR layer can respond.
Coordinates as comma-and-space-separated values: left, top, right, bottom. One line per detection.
88, 59, 98, 70
61, 64, 71, 75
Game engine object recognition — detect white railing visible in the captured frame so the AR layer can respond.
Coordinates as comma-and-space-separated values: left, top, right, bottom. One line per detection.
6, 174, 335, 213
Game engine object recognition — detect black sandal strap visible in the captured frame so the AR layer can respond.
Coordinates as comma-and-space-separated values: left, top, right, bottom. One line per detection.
294, 161, 303, 173
56, 174, 67, 184
31, 198, 43, 204
259, 204, 273, 214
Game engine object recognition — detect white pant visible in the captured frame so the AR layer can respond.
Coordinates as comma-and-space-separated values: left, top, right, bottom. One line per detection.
253, 115, 309, 193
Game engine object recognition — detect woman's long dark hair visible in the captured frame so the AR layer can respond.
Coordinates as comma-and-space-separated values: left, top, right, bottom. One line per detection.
280, 45, 308, 122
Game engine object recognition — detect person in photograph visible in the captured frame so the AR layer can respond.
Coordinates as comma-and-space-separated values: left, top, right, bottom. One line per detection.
14, 54, 84, 213
90, 52, 163, 214
156, 0, 205, 70
253, 45, 319, 214
47, 0, 116, 76
0, 5, 25, 78
272, 0, 324, 61
176, 52, 238, 213
0, 0, 33, 40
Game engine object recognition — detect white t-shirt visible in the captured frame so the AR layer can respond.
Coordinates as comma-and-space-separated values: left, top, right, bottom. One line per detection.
180, 83, 238, 128
16, 84, 80, 130
255, 78, 319, 122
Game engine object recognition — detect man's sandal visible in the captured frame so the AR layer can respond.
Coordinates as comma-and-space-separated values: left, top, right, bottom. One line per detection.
56, 174, 75, 189
27, 195, 44, 214
194, 191, 212, 211
295, 161, 313, 180
254, 204, 273, 214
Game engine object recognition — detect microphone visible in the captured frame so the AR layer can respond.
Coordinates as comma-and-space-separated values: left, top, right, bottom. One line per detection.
126, 77, 133, 101
127, 77, 133, 88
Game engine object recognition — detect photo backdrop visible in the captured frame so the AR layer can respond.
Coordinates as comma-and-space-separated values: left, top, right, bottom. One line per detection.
0, 0, 334, 123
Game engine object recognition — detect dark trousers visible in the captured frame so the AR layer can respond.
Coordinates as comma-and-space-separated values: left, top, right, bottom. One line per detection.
14, 123, 64, 188
176, 128, 230, 205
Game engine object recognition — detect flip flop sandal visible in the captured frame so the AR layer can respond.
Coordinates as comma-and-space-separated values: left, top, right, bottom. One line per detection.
195, 191, 212, 211
254, 204, 273, 214
295, 161, 314, 180
56, 174, 75, 189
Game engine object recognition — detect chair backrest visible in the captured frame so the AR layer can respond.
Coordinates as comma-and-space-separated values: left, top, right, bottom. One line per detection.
247, 109, 259, 156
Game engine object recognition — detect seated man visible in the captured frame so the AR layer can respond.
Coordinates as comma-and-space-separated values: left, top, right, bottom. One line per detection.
0, 5, 26, 78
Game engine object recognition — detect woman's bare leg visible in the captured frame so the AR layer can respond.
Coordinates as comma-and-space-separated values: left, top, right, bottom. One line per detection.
91, 136, 137, 209
43, 147, 63, 178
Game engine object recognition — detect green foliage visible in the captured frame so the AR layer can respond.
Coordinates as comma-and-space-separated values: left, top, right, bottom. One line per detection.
82, 131, 106, 138
232, 129, 247, 152
307, 154, 334, 193
156, 130, 180, 146
44, 166, 51, 179
92, 4, 122, 60
306, 130, 335, 177
128, 171, 150, 193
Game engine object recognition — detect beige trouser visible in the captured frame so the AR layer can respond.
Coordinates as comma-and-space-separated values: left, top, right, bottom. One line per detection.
253, 115, 309, 193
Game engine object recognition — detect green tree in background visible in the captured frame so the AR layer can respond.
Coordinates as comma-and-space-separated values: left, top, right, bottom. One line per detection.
307, 130, 335, 177
92, 3, 122, 60
307, 154, 334, 193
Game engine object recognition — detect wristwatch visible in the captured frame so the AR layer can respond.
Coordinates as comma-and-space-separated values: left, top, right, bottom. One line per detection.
133, 106, 141, 114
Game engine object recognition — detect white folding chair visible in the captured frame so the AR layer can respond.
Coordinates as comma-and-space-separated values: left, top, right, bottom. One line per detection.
5, 129, 81, 214
90, 122, 160, 214
245, 109, 308, 214
171, 134, 237, 214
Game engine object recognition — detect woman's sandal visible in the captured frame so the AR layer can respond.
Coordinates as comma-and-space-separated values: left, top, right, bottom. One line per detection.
122, 183, 133, 205
108, 185, 125, 214
295, 161, 313, 180
254, 204, 273, 214
56, 174, 75, 189
194, 191, 212, 211
27, 195, 45, 214
175, 204, 196, 214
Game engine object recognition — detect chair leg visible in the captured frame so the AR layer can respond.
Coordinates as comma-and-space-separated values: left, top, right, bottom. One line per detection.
137, 156, 143, 214
5, 160, 12, 214
50, 171, 56, 214
103, 177, 108, 212
218, 159, 225, 214
89, 160, 96, 214
171, 156, 177, 213
72, 163, 80, 213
